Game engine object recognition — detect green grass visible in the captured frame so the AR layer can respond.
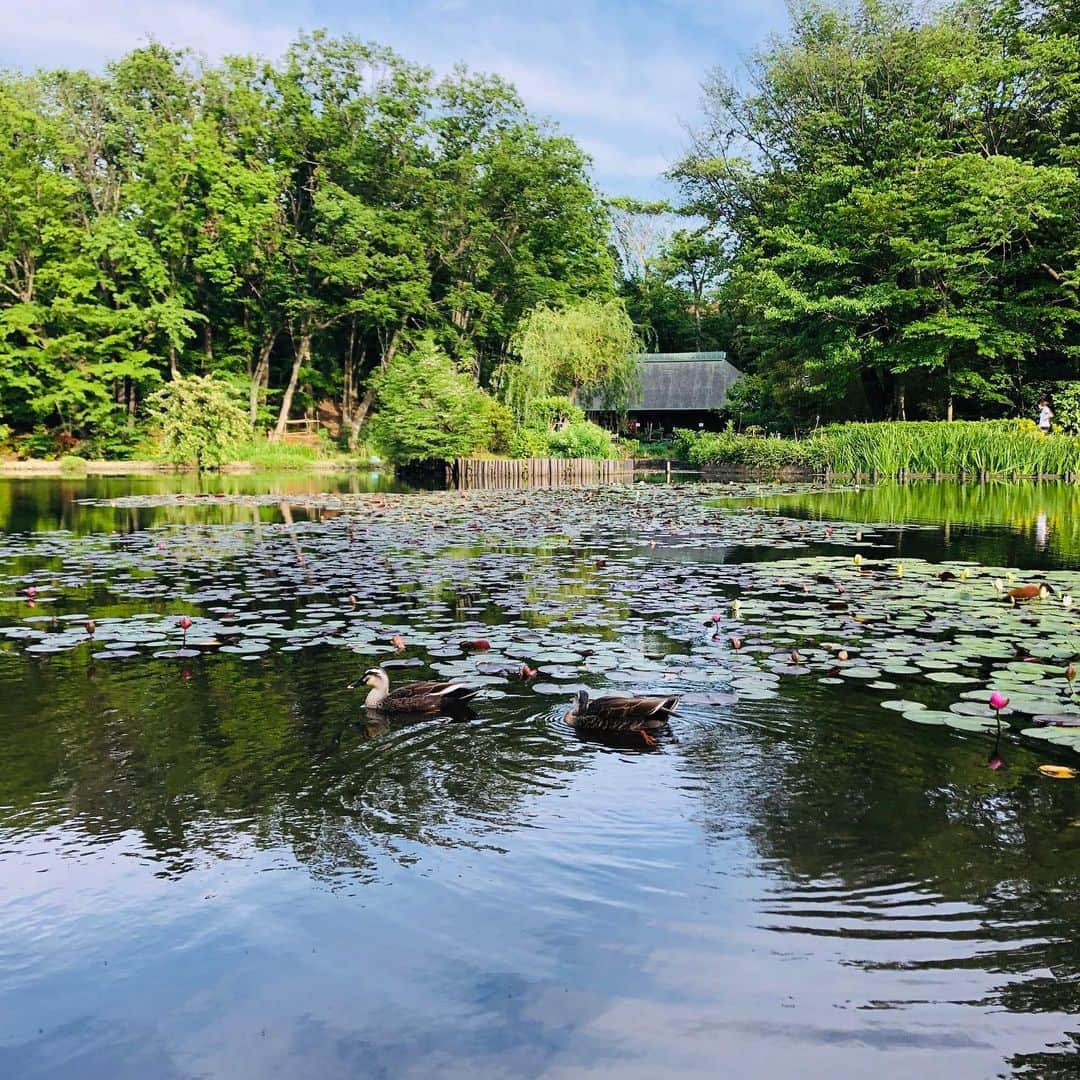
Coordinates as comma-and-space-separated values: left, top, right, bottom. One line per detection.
228, 439, 381, 470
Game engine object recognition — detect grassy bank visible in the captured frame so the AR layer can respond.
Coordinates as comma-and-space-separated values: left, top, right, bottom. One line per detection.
0, 441, 382, 478
675, 421, 1080, 478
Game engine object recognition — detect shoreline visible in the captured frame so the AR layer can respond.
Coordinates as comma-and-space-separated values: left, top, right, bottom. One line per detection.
0, 459, 377, 478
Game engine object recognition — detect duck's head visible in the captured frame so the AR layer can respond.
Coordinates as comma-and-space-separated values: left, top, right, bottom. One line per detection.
1041, 582, 1056, 598
349, 668, 389, 691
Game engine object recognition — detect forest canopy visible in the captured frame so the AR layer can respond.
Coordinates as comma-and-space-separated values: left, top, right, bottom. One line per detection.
0, 34, 621, 457
671, 0, 1080, 427
2, 0, 1079, 458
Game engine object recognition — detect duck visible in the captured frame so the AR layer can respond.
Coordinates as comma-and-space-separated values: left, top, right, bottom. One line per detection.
1006, 582, 1055, 603
564, 689, 680, 746
350, 668, 481, 715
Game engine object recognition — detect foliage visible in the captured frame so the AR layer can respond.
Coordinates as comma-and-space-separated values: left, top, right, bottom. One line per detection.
511, 421, 619, 460
148, 375, 250, 470
673, 426, 816, 471
369, 338, 503, 463
503, 299, 641, 416
674, 419, 1080, 476
506, 393, 619, 459
1049, 384, 1080, 434
810, 421, 1080, 477
58, 455, 88, 475
672, 0, 1080, 423
0, 37, 614, 455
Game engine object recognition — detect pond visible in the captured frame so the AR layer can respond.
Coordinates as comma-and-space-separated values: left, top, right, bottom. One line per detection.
2, 474, 1079, 1079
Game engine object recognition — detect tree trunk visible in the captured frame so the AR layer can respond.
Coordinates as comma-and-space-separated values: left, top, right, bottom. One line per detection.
168, 342, 179, 380
250, 329, 278, 427
342, 319, 357, 439
273, 324, 310, 440
897, 381, 906, 421
947, 394, 954, 422
349, 330, 401, 444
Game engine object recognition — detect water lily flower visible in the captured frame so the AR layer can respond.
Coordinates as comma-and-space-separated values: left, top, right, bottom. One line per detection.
824, 527, 834, 538
730, 636, 742, 650
391, 634, 406, 652
855, 530, 863, 541
1067, 663, 1076, 688
1063, 594, 1074, 608
178, 616, 192, 631
519, 665, 537, 680
853, 554, 863, 567
896, 563, 904, 577
710, 612, 722, 624
25, 586, 37, 598
993, 579, 1004, 594
461, 639, 490, 652
959, 568, 971, 580
989, 690, 1009, 712
837, 649, 849, 662
790, 649, 802, 664
86, 619, 95, 636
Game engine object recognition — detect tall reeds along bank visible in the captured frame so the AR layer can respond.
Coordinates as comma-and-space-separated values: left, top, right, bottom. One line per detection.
674, 421, 1080, 478
812, 421, 1080, 478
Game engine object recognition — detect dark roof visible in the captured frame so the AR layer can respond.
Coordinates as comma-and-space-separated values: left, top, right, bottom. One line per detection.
588, 352, 742, 412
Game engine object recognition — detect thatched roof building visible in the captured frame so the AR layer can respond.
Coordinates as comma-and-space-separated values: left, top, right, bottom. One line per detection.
586, 351, 742, 429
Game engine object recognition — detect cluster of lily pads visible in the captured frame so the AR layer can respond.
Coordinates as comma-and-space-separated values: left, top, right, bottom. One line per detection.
1, 483, 1078, 772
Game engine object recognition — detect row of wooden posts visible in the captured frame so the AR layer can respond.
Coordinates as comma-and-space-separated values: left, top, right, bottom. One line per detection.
446, 457, 643, 489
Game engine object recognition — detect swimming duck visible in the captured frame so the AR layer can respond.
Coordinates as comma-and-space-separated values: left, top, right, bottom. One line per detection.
350, 668, 481, 715
565, 689, 680, 746
1006, 582, 1055, 603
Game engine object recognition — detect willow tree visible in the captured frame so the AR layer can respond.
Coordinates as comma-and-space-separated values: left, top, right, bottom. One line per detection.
503, 298, 641, 417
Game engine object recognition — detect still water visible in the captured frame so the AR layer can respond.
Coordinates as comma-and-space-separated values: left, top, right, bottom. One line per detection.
2, 475, 1079, 1079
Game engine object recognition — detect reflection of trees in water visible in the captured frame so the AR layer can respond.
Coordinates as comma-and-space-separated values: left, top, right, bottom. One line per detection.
751, 480, 1080, 566
0, 649, 584, 884
675, 686, 1080, 1073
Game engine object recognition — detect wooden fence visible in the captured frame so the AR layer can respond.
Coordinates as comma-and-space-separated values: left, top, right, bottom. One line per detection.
447, 457, 636, 489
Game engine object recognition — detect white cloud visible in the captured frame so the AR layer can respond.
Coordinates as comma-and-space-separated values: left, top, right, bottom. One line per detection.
0, 0, 790, 193
0, 0, 297, 68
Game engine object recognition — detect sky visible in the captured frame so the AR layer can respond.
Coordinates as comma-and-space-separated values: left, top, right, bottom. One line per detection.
0, 0, 791, 198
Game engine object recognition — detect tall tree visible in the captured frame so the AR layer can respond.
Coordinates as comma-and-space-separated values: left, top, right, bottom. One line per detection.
673, 0, 1080, 423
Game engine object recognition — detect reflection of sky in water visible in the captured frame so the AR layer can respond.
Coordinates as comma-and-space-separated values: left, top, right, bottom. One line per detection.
3, 478, 1080, 1078
8, 736, 1070, 1080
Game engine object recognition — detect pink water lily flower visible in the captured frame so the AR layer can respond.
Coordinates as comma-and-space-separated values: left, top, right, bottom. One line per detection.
989, 691, 1009, 712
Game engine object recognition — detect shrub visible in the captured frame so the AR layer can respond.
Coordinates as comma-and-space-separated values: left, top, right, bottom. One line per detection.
58, 454, 88, 475
673, 426, 814, 471
370, 337, 502, 463
147, 375, 250, 471
545, 420, 618, 459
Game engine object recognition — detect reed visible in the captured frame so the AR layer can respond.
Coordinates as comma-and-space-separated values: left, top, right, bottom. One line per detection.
811, 421, 1080, 477
676, 421, 1080, 478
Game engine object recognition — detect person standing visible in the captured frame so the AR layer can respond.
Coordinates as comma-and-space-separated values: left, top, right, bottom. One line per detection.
1037, 399, 1053, 432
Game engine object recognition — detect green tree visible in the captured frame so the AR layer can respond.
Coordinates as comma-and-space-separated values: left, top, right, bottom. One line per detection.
673, 0, 1080, 423
369, 338, 505, 462
503, 298, 641, 416
148, 375, 249, 470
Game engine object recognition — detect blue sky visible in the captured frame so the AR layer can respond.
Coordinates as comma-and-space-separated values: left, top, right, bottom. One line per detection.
0, 0, 790, 198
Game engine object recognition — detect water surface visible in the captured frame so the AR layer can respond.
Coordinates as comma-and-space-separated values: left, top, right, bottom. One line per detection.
2, 476, 1079, 1079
